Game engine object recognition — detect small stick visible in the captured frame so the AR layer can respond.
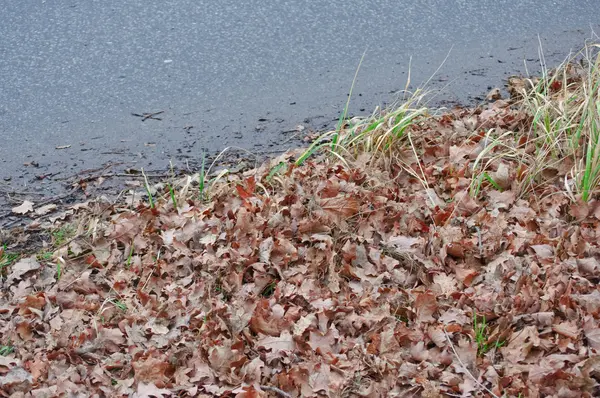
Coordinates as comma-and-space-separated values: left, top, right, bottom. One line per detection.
259, 385, 292, 398
131, 111, 164, 121
443, 329, 500, 398
35, 186, 80, 208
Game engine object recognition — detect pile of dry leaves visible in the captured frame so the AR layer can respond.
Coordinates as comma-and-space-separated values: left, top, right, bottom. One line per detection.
2, 88, 600, 397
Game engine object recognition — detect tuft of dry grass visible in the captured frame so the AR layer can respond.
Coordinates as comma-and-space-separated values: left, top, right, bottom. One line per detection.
303, 42, 600, 204
512, 42, 600, 201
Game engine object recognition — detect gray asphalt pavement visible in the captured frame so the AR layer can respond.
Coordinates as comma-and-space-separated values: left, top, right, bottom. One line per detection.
0, 1, 599, 195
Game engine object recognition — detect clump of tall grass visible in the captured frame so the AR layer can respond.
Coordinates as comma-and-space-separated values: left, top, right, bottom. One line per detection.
296, 91, 430, 167
508, 42, 600, 201
298, 42, 600, 203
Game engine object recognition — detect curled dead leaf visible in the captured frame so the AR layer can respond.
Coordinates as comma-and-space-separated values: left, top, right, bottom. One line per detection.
486, 87, 502, 101
491, 162, 511, 190
446, 243, 465, 259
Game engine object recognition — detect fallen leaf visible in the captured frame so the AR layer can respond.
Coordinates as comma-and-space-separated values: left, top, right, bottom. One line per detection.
133, 382, 172, 398
309, 363, 330, 394
577, 257, 600, 276
0, 366, 33, 393
12, 200, 34, 215
293, 314, 316, 337
585, 328, 600, 350
133, 357, 170, 385
69, 241, 84, 256
486, 87, 502, 101
34, 204, 57, 216
6, 257, 41, 285
530, 244, 554, 260
256, 330, 295, 356
552, 321, 579, 339
491, 162, 511, 190
415, 292, 438, 323
317, 195, 360, 219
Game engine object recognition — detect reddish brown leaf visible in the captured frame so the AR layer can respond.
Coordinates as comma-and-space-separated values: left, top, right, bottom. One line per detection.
415, 292, 438, 323
133, 357, 170, 386
236, 176, 256, 200
250, 300, 282, 337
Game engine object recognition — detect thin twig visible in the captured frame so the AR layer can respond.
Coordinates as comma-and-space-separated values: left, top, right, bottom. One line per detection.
54, 163, 120, 182
131, 110, 164, 121
259, 385, 292, 398
61, 268, 90, 291
443, 329, 500, 398
35, 186, 80, 208
74, 172, 171, 183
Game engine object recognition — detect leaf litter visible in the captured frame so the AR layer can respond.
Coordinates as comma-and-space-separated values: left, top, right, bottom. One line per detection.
2, 57, 600, 397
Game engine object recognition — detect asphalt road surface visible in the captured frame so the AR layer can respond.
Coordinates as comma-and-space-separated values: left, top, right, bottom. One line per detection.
1, 0, 599, 196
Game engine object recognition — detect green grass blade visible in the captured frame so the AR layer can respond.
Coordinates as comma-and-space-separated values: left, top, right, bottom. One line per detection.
199, 150, 206, 200
333, 48, 368, 149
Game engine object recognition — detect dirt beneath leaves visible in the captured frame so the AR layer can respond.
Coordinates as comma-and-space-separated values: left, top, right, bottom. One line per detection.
2, 89, 600, 397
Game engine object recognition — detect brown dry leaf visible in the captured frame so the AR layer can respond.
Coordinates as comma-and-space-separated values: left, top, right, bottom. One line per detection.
379, 323, 401, 355
0, 366, 32, 393
386, 235, 421, 251
486, 87, 502, 101
16, 322, 33, 341
250, 300, 282, 337
585, 327, 600, 350
433, 273, 458, 296
68, 241, 84, 256
491, 162, 511, 190
132, 382, 172, 398
454, 336, 477, 374
502, 326, 540, 363
415, 292, 438, 323
100, 327, 126, 345
446, 243, 465, 259
569, 200, 590, 221
132, 357, 170, 385
308, 326, 338, 355
27, 358, 48, 382
552, 321, 579, 339
577, 257, 600, 276
256, 331, 295, 357
34, 204, 57, 216
293, 314, 316, 337
573, 290, 600, 313
530, 244, 554, 260
449, 145, 477, 163
6, 257, 41, 285
239, 356, 264, 384
234, 385, 262, 398
317, 195, 360, 219
12, 200, 34, 215
309, 363, 330, 395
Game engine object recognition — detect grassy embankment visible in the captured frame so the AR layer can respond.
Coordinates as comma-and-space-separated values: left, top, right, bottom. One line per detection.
2, 43, 600, 396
